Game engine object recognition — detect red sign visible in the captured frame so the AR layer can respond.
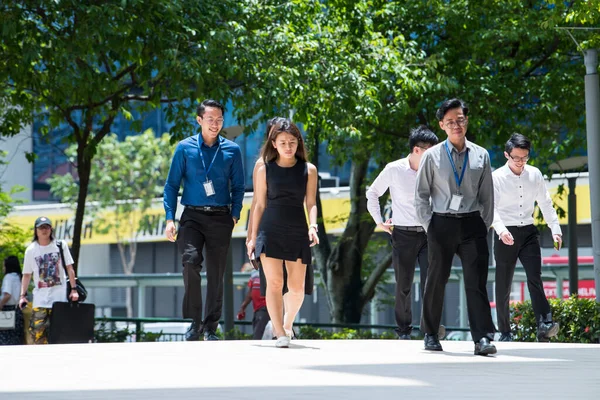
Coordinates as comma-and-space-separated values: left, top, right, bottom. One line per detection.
542, 280, 596, 299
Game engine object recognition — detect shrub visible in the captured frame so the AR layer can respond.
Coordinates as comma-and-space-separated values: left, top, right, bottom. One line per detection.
297, 326, 397, 340
511, 295, 600, 343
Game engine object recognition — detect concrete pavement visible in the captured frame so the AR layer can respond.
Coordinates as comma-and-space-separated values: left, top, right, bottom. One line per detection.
1, 339, 598, 399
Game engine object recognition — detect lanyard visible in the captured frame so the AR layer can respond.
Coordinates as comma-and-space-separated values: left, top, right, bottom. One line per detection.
197, 135, 220, 182
444, 140, 468, 189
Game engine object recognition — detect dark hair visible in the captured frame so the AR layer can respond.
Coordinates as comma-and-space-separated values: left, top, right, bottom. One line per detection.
33, 225, 55, 243
260, 118, 307, 163
196, 99, 225, 117
258, 117, 287, 161
435, 98, 469, 121
505, 133, 531, 154
4, 256, 22, 279
409, 125, 439, 152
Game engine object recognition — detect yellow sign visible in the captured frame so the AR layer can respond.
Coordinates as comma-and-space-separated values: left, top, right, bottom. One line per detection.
6, 190, 353, 244
5, 176, 592, 245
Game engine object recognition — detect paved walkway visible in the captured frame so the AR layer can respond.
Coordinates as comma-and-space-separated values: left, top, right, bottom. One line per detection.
1, 339, 598, 399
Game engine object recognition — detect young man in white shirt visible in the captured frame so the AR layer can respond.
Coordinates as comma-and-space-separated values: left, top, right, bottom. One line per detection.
366, 125, 439, 339
492, 133, 562, 342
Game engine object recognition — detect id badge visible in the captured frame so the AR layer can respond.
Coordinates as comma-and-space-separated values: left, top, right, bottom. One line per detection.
449, 194, 463, 211
203, 180, 215, 196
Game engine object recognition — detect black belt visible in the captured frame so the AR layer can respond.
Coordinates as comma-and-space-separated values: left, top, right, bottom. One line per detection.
433, 211, 480, 219
394, 225, 425, 232
185, 205, 230, 213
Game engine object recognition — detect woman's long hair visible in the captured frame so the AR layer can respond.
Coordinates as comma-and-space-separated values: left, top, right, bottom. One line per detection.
257, 116, 286, 162
260, 118, 308, 164
4, 256, 22, 279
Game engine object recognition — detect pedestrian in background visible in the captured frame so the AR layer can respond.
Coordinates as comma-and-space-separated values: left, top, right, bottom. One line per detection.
492, 133, 561, 342
19, 217, 79, 344
366, 125, 440, 340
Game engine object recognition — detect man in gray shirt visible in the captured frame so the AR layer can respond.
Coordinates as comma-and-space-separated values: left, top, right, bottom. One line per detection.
415, 98, 497, 356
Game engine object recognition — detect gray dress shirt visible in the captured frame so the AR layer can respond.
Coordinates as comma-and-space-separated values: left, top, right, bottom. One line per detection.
415, 139, 494, 230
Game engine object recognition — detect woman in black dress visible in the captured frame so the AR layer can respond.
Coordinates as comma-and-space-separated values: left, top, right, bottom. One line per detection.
246, 118, 319, 348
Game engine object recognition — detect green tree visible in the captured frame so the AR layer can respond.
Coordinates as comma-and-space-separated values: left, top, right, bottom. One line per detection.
0, 0, 243, 269
48, 130, 172, 316
0, 150, 30, 276
235, 0, 600, 323
229, 0, 437, 322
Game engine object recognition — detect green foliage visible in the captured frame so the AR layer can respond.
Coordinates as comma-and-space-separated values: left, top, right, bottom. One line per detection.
94, 321, 131, 343
297, 326, 396, 340
0, 151, 29, 271
511, 296, 600, 343
48, 130, 173, 246
224, 327, 253, 340
0, 0, 245, 266
94, 321, 164, 342
137, 330, 164, 343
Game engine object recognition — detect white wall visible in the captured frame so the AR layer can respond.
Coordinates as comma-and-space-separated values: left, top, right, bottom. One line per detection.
78, 243, 113, 311
0, 126, 33, 203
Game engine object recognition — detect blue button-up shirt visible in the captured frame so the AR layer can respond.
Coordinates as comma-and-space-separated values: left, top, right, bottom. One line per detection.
163, 134, 245, 221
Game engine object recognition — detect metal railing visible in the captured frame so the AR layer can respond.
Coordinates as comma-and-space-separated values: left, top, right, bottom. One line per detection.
94, 316, 471, 342
81, 263, 595, 330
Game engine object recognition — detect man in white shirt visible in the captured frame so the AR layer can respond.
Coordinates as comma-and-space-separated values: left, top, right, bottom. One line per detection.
366, 125, 439, 339
492, 133, 562, 342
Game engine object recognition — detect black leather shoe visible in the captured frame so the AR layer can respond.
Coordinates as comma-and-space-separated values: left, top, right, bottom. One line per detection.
424, 334, 443, 351
397, 333, 411, 340
474, 337, 497, 356
185, 321, 201, 341
537, 321, 559, 342
204, 330, 219, 341
499, 332, 513, 342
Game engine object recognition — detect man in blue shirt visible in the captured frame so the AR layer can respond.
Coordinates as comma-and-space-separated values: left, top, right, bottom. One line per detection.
164, 99, 245, 341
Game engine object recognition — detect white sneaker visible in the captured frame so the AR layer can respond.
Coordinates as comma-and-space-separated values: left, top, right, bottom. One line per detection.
275, 336, 290, 348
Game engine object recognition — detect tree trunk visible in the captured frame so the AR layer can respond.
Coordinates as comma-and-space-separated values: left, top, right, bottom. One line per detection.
70, 147, 92, 273
325, 159, 377, 323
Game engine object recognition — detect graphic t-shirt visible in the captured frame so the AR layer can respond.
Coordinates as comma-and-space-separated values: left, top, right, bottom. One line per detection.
23, 241, 74, 308
248, 270, 266, 312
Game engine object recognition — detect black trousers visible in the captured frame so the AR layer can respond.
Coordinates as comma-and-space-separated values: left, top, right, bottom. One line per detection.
421, 213, 496, 342
252, 306, 270, 340
177, 208, 234, 333
391, 228, 428, 334
494, 224, 551, 333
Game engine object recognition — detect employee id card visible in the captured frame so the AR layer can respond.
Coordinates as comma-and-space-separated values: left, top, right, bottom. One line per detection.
449, 194, 463, 211
203, 180, 215, 196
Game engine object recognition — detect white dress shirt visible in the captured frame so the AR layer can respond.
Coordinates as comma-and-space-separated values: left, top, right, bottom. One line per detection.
366, 157, 421, 226
492, 163, 562, 236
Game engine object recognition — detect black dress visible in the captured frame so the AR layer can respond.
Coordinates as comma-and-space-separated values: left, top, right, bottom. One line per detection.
256, 159, 314, 295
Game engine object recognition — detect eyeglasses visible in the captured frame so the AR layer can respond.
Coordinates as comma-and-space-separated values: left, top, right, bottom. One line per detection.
443, 119, 467, 129
508, 154, 529, 163
37, 225, 51, 230
203, 118, 224, 125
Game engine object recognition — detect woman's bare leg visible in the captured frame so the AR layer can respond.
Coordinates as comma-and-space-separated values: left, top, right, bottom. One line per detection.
261, 254, 286, 338
282, 259, 306, 335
